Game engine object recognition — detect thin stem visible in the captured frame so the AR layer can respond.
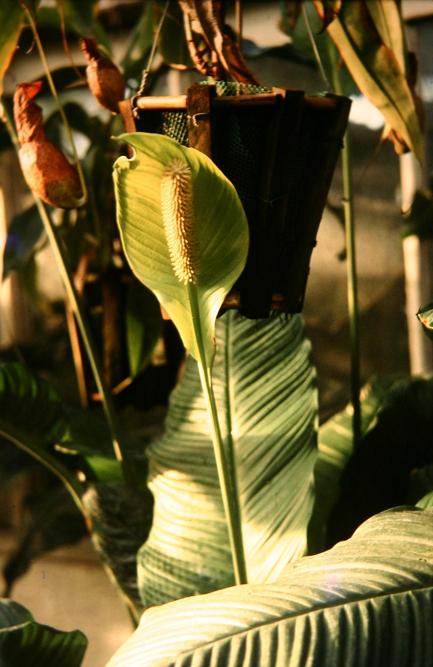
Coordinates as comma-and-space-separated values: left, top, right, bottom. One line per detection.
302, 2, 332, 90
329, 49, 362, 447
235, 0, 243, 52
21, 1, 87, 205
0, 429, 84, 512
188, 285, 247, 585
2, 105, 134, 485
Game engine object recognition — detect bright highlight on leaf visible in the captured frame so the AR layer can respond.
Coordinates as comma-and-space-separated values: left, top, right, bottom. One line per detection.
161, 159, 199, 285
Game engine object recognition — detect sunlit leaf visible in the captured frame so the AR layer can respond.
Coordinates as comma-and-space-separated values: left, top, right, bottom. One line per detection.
314, 0, 424, 160
109, 507, 433, 667
113, 132, 248, 366
138, 313, 317, 606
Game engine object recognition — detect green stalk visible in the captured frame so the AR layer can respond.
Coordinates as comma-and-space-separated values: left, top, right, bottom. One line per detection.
2, 106, 134, 486
330, 53, 362, 447
1, 429, 84, 512
188, 285, 248, 585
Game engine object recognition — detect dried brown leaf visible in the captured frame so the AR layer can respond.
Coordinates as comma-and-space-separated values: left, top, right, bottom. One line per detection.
177, 0, 258, 83
80, 37, 125, 113
13, 82, 82, 209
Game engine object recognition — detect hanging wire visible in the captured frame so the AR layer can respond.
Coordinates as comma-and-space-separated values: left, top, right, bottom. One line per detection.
132, 0, 170, 116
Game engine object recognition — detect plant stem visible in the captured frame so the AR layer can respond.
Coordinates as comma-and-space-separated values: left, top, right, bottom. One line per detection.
2, 105, 134, 486
188, 285, 248, 585
1, 429, 84, 512
329, 52, 362, 447
21, 1, 87, 205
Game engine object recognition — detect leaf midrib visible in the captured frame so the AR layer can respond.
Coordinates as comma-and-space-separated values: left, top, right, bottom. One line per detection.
172, 579, 433, 662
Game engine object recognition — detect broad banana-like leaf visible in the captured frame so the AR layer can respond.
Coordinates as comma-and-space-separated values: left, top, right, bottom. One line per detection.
113, 132, 249, 367
138, 312, 317, 606
0, 598, 87, 666
308, 374, 404, 552
110, 507, 433, 667
314, 0, 423, 160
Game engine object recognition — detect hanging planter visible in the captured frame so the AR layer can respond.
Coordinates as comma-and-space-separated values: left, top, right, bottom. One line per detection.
120, 81, 350, 318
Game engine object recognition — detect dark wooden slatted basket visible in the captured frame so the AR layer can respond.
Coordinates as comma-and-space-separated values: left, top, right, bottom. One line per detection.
121, 82, 351, 319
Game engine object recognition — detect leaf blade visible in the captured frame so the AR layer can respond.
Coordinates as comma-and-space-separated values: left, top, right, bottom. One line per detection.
109, 507, 433, 667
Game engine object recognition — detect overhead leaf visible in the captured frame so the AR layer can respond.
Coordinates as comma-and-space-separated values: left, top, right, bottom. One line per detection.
279, 1, 356, 96
2, 205, 46, 281
417, 302, 433, 340
54, 0, 109, 50
0, 0, 24, 97
109, 507, 433, 667
308, 374, 404, 552
120, 1, 154, 80
113, 132, 249, 366
158, 1, 194, 69
126, 280, 163, 377
138, 312, 317, 607
313, 0, 424, 160
0, 598, 87, 666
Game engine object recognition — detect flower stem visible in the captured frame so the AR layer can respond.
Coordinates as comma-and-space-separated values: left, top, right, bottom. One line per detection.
188, 285, 247, 585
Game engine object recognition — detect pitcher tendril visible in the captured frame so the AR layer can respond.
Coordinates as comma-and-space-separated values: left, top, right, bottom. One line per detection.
161, 159, 199, 284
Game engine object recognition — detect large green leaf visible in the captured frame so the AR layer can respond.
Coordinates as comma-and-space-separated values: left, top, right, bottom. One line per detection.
113, 132, 249, 366
137, 312, 317, 606
0, 598, 86, 666
314, 0, 423, 160
109, 507, 433, 667
308, 374, 404, 552
0, 0, 24, 97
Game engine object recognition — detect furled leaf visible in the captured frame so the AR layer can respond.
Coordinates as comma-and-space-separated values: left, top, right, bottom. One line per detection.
0, 0, 24, 97
308, 374, 403, 552
2, 205, 46, 281
82, 482, 152, 619
178, 0, 259, 82
0, 598, 87, 666
417, 302, 433, 340
113, 132, 249, 366
109, 507, 433, 667
138, 312, 317, 606
313, 0, 423, 160
80, 37, 125, 113
126, 281, 163, 377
